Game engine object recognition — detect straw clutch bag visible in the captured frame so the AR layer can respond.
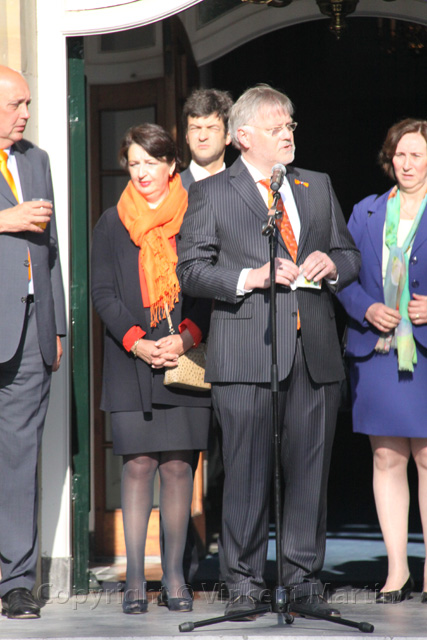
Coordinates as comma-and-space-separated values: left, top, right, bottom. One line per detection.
163, 306, 211, 392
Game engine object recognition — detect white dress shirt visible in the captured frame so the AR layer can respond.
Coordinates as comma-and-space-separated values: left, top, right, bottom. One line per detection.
3, 148, 33, 294
237, 157, 300, 295
189, 159, 226, 182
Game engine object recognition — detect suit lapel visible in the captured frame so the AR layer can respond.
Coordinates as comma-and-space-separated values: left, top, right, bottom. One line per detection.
288, 168, 310, 259
411, 199, 427, 254
0, 145, 22, 205
365, 191, 389, 265
13, 142, 33, 202
0, 173, 17, 205
359, 189, 427, 260
229, 157, 268, 223
364, 190, 427, 265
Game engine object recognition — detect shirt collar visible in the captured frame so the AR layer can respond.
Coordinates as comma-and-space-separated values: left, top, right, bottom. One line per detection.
240, 155, 267, 183
189, 159, 226, 182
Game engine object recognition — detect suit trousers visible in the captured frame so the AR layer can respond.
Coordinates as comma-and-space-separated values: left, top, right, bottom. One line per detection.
0, 301, 52, 597
212, 336, 340, 600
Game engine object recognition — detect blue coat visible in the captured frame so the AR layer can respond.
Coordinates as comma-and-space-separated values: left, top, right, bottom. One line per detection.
337, 189, 427, 357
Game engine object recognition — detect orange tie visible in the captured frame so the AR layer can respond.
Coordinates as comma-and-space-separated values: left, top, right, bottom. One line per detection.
260, 179, 300, 329
0, 149, 19, 201
0, 149, 32, 281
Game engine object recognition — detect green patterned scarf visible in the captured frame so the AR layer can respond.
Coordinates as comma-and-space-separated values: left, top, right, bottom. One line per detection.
375, 187, 427, 371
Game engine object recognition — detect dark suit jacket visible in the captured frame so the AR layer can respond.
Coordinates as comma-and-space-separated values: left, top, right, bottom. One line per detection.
91, 206, 211, 413
337, 189, 427, 357
179, 167, 195, 192
177, 157, 360, 384
0, 140, 66, 365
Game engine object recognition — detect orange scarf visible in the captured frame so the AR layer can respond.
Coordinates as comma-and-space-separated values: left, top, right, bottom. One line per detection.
117, 173, 188, 326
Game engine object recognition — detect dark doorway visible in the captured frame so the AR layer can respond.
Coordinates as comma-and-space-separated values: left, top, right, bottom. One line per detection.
211, 17, 427, 216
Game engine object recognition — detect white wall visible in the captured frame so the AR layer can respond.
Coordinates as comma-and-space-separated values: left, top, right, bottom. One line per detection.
37, 2, 71, 595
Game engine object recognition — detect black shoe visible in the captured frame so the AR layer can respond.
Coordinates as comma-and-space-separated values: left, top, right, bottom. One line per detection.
290, 594, 341, 618
224, 595, 261, 621
421, 592, 427, 604
375, 575, 414, 604
1, 588, 41, 619
157, 586, 192, 612
122, 597, 148, 614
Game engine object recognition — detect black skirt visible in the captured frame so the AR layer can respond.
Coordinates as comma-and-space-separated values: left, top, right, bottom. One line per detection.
111, 404, 210, 455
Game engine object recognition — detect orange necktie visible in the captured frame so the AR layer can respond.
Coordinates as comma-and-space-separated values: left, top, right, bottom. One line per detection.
0, 149, 19, 201
260, 179, 300, 329
260, 179, 298, 260
0, 149, 31, 281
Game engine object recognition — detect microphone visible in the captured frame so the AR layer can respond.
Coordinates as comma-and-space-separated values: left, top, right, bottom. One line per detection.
270, 163, 287, 191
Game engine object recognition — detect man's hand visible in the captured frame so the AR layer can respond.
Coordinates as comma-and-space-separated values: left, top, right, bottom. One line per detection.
300, 251, 337, 283
244, 258, 300, 290
52, 336, 63, 372
0, 200, 52, 233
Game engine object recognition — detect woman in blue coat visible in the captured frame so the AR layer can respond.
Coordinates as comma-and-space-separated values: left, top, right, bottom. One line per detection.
338, 119, 427, 604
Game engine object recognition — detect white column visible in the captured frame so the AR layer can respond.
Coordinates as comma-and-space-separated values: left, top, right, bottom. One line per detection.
37, 0, 71, 598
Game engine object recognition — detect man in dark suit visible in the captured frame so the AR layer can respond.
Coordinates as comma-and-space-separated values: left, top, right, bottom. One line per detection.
177, 85, 360, 619
177, 88, 233, 583
0, 65, 66, 619
180, 88, 233, 191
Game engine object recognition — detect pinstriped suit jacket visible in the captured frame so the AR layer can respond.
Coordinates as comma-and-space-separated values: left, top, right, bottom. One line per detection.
177, 157, 361, 384
0, 140, 66, 365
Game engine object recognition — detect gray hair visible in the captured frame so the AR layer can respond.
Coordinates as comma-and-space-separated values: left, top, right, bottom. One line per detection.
229, 84, 294, 150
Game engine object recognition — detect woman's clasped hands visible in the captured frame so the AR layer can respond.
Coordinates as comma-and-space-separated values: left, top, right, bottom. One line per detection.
366, 293, 427, 332
133, 330, 194, 368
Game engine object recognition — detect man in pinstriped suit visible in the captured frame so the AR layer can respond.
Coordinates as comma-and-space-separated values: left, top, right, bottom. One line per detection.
177, 85, 360, 620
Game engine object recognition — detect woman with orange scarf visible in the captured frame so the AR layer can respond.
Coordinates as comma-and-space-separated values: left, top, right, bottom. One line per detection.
91, 124, 210, 615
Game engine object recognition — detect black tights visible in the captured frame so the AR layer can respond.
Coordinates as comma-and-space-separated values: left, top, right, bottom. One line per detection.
121, 450, 193, 600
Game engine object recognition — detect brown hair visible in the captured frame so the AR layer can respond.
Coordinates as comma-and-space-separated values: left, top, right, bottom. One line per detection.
182, 88, 233, 131
118, 123, 180, 174
379, 118, 427, 180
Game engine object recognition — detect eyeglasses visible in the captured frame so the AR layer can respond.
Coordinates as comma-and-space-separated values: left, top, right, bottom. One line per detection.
249, 122, 298, 136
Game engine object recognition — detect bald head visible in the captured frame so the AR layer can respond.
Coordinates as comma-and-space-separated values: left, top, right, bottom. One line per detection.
0, 66, 31, 149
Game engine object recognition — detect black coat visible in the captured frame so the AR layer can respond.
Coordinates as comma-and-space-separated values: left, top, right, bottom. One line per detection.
91, 206, 211, 413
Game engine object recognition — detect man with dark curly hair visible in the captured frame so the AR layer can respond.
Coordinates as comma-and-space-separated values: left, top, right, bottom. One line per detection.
180, 88, 233, 191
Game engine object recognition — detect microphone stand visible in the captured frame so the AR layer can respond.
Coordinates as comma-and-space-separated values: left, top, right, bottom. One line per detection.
179, 186, 374, 635
260, 190, 290, 618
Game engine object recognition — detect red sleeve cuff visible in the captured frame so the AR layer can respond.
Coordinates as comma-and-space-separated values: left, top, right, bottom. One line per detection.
179, 318, 203, 347
123, 326, 145, 352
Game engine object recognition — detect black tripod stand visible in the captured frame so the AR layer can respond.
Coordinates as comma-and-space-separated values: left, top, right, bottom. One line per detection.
179, 183, 374, 634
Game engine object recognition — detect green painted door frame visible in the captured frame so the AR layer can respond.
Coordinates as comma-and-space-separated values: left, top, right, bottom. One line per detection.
68, 36, 90, 594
